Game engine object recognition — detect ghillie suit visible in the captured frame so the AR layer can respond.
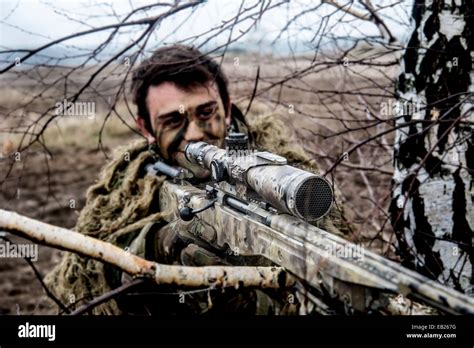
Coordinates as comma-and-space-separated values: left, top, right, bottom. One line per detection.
44, 112, 352, 315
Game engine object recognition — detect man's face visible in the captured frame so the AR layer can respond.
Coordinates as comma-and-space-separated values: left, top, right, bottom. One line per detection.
140, 81, 230, 178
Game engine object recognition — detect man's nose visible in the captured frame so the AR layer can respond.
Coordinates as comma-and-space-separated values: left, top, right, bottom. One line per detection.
184, 120, 205, 142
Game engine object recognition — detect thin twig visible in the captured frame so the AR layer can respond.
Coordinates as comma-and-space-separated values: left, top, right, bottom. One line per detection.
0, 235, 70, 313
70, 278, 147, 315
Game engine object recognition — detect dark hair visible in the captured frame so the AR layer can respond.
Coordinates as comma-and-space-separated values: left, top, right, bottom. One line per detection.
131, 45, 230, 133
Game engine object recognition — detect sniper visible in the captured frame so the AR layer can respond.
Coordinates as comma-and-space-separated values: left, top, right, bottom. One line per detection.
45, 44, 351, 315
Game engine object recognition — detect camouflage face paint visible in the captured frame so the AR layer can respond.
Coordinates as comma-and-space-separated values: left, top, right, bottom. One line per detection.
145, 82, 229, 174
166, 118, 189, 162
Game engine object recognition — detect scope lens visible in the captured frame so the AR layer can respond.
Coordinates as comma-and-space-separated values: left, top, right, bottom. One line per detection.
294, 177, 333, 220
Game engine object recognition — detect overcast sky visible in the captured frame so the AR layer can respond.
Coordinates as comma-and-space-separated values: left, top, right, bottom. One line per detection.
0, 0, 413, 59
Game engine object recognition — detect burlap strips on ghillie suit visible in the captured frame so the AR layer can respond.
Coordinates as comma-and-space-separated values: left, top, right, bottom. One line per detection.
44, 114, 352, 314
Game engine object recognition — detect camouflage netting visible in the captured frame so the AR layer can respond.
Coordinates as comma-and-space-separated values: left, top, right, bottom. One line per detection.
44, 113, 353, 315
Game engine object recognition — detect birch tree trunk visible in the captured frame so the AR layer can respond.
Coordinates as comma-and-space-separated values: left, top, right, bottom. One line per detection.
390, 0, 473, 294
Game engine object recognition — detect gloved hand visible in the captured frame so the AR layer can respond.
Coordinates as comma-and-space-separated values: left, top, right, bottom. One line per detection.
151, 218, 231, 266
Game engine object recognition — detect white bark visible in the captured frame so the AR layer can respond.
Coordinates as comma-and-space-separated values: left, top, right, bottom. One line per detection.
391, 0, 473, 293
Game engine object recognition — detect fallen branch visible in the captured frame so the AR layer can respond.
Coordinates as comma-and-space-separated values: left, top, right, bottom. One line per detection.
0, 209, 294, 289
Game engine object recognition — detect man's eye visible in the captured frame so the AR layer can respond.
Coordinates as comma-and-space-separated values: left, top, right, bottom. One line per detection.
198, 107, 217, 119
163, 115, 183, 128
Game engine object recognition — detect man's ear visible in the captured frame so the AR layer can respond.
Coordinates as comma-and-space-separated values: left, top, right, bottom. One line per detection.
136, 116, 156, 144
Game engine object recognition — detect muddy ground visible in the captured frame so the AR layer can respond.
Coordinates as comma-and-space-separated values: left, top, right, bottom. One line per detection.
0, 148, 109, 314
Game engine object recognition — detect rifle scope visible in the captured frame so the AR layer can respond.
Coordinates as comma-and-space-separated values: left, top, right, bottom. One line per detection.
185, 141, 334, 221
